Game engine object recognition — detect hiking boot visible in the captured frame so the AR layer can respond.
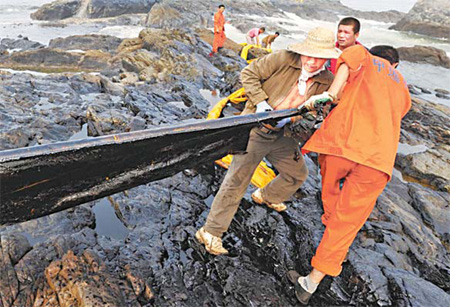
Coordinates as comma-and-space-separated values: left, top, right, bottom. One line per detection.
287, 270, 312, 305
195, 227, 229, 256
251, 188, 287, 212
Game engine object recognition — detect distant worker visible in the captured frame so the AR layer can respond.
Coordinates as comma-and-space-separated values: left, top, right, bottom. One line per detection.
288, 45, 411, 304
262, 31, 280, 49
210, 4, 227, 57
246, 27, 265, 46
328, 17, 362, 74
195, 27, 338, 256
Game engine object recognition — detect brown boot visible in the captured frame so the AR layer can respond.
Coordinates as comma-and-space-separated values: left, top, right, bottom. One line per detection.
251, 188, 287, 212
195, 227, 229, 256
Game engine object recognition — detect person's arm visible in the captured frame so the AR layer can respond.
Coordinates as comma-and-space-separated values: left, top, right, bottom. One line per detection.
327, 63, 349, 100
256, 36, 260, 47
241, 51, 285, 107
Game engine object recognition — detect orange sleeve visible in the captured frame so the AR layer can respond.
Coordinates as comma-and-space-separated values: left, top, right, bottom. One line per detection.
336, 45, 367, 70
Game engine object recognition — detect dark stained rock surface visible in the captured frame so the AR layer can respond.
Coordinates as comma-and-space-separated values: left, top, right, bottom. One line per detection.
398, 45, 450, 68
390, 0, 450, 40
0, 37, 45, 53
31, 0, 82, 21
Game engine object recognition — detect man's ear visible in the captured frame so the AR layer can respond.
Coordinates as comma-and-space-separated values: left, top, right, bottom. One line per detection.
354, 32, 360, 40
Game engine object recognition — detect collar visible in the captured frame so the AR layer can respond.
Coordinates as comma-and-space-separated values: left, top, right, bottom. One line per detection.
286, 52, 332, 84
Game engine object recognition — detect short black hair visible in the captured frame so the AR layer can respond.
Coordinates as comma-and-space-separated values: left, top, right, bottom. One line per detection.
275, 32, 280, 35
260, 27, 266, 31
218, 4, 225, 9
338, 17, 361, 34
369, 45, 399, 65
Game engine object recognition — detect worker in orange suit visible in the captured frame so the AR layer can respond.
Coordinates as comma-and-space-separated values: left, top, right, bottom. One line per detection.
287, 45, 412, 305
210, 4, 227, 57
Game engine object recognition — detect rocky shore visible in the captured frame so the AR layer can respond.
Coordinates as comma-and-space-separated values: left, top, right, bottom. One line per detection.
0, 0, 449, 306
390, 0, 450, 40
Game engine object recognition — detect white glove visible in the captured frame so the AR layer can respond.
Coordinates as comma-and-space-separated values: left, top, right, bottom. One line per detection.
275, 117, 290, 128
256, 100, 273, 113
302, 92, 335, 111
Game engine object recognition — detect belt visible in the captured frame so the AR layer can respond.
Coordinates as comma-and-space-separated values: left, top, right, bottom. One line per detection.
258, 123, 281, 134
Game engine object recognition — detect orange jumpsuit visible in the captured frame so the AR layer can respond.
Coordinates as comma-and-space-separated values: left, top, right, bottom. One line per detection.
212, 10, 226, 53
303, 45, 411, 276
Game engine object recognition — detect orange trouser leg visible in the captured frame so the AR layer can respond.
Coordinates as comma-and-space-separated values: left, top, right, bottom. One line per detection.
311, 155, 388, 276
212, 31, 226, 52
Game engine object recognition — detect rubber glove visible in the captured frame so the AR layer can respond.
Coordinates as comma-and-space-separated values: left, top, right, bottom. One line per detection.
275, 117, 290, 128
256, 100, 273, 113
302, 92, 335, 111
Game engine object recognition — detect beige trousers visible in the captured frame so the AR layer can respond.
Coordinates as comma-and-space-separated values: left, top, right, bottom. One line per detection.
204, 127, 309, 237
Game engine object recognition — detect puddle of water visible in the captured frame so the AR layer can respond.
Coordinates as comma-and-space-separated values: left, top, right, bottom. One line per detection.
199, 89, 223, 111
397, 143, 428, 155
68, 123, 88, 141
92, 198, 129, 240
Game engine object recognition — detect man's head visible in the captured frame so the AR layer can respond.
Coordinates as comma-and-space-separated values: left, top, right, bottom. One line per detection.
369, 45, 400, 67
287, 27, 340, 72
259, 27, 266, 34
218, 4, 225, 12
337, 17, 360, 50
275, 32, 280, 37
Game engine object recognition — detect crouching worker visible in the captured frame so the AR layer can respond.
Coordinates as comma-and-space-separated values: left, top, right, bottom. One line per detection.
287, 45, 411, 304
196, 27, 339, 256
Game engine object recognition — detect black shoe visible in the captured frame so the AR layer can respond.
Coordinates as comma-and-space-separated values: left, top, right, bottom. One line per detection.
287, 270, 312, 305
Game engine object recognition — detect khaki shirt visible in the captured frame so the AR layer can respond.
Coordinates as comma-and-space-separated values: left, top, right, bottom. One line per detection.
262, 34, 277, 46
240, 50, 333, 115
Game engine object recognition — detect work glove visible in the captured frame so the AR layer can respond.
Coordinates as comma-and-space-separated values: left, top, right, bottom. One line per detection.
302, 92, 335, 111
256, 100, 273, 113
275, 117, 290, 128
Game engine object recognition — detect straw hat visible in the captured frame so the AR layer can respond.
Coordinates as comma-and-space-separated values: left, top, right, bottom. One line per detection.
287, 27, 340, 59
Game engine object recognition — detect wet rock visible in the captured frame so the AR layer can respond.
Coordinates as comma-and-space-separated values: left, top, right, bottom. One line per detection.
0, 37, 44, 52
436, 92, 450, 100
42, 250, 127, 306
87, 0, 157, 19
397, 45, 450, 68
390, 0, 450, 40
31, 0, 157, 20
408, 84, 421, 95
435, 88, 450, 95
0, 48, 113, 72
49, 34, 123, 52
396, 146, 450, 192
31, 0, 82, 21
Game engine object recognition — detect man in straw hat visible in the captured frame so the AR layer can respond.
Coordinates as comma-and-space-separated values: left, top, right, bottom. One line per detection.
287, 45, 411, 304
196, 27, 340, 256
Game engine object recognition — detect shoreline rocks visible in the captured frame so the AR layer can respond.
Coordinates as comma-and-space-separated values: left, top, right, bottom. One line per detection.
390, 0, 450, 40
398, 45, 450, 69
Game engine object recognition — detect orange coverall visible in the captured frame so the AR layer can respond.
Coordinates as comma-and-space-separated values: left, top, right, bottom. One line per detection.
303, 45, 411, 276
212, 10, 226, 53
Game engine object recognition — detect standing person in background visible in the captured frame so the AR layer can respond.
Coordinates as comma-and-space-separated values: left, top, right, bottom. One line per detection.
262, 32, 280, 49
288, 45, 411, 305
328, 17, 362, 74
210, 4, 227, 57
246, 27, 265, 46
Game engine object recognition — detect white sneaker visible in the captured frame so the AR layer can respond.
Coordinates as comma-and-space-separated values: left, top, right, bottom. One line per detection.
195, 227, 229, 256
251, 188, 287, 212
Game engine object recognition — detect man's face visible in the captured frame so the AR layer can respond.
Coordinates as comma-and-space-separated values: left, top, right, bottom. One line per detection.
337, 24, 359, 50
301, 56, 327, 73
219, 7, 225, 12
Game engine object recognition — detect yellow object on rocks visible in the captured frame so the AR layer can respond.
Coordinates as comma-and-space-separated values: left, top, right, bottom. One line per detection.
207, 88, 276, 188
239, 43, 272, 63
